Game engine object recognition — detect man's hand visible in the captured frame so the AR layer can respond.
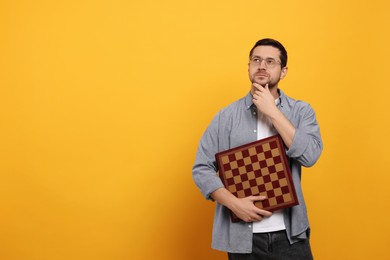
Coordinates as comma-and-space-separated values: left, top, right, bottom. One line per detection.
231, 195, 273, 223
252, 83, 279, 118
211, 188, 272, 223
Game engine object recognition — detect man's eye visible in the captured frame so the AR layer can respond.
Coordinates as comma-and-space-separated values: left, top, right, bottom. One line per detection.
266, 59, 275, 64
253, 58, 261, 62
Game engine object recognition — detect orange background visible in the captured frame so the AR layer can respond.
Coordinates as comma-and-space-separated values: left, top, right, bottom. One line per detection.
0, 1, 389, 259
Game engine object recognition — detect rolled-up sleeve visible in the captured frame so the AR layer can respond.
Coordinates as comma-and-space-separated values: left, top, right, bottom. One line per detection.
286, 104, 323, 167
192, 112, 225, 200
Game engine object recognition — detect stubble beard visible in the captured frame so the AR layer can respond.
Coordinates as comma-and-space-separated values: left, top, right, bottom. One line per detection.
251, 76, 278, 89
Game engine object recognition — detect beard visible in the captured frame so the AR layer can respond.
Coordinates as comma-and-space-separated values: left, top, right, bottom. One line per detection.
250, 74, 279, 88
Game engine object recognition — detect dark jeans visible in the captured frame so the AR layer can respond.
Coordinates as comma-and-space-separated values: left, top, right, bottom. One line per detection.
228, 230, 313, 260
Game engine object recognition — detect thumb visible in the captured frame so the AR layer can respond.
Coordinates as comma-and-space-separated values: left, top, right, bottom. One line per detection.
265, 83, 269, 91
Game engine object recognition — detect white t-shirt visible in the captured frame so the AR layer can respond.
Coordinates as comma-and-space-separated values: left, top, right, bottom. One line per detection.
252, 99, 286, 233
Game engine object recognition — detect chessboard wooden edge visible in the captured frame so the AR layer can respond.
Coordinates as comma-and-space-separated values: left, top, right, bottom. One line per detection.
215, 134, 282, 159
215, 134, 299, 222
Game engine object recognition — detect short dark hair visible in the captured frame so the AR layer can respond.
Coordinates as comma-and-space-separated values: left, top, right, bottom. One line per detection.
249, 38, 288, 67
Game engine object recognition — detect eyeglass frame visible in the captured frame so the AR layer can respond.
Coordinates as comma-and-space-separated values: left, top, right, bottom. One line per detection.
249, 56, 282, 69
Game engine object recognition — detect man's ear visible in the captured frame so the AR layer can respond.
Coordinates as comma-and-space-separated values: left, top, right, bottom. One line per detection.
280, 67, 288, 79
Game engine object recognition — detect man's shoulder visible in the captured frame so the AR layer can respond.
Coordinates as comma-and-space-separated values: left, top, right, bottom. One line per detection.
219, 92, 251, 115
281, 90, 314, 112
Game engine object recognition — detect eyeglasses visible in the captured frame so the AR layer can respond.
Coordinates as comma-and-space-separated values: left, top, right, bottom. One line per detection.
249, 56, 281, 69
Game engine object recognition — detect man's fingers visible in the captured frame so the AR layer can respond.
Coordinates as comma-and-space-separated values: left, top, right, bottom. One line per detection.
249, 196, 273, 217
257, 209, 273, 217
248, 195, 267, 201
253, 83, 265, 91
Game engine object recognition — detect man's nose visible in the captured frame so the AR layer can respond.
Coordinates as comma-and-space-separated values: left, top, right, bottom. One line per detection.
258, 62, 267, 70
258, 60, 267, 69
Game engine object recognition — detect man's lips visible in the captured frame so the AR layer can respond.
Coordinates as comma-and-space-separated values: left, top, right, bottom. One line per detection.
255, 73, 268, 77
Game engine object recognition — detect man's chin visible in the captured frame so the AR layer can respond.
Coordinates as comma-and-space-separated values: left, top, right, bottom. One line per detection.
254, 79, 269, 87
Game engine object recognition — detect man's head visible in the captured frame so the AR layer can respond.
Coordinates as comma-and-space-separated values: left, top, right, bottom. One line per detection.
249, 38, 288, 68
248, 38, 288, 89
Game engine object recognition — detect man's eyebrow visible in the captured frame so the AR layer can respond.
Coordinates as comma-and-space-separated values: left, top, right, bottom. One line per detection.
251, 55, 277, 60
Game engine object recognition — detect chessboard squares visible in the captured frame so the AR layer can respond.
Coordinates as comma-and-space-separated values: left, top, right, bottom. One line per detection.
255, 144, 264, 154
268, 196, 278, 206
267, 165, 276, 173
259, 200, 270, 208
281, 185, 290, 194
257, 152, 266, 161
259, 160, 267, 169
264, 181, 273, 191
266, 189, 275, 198
273, 187, 283, 196
242, 180, 250, 189
236, 159, 245, 167
262, 142, 271, 152
254, 168, 263, 178
248, 147, 257, 156
260, 166, 269, 176
271, 180, 281, 189
237, 187, 254, 198
275, 163, 284, 173
283, 193, 292, 202
265, 156, 274, 166
269, 140, 278, 149
271, 148, 280, 158
275, 195, 285, 204
238, 166, 247, 175
224, 170, 233, 179
240, 173, 249, 182
264, 150, 272, 159
250, 186, 260, 195
226, 154, 235, 163
249, 178, 257, 187
234, 182, 243, 192
222, 162, 232, 171
241, 149, 249, 158
257, 184, 266, 192
279, 178, 288, 187
243, 156, 252, 166
235, 152, 243, 160
238, 188, 252, 198
229, 168, 239, 177
233, 175, 241, 184
226, 176, 235, 186
247, 171, 256, 180
250, 155, 259, 164
221, 155, 230, 165
252, 162, 261, 171
245, 164, 253, 172
270, 172, 279, 182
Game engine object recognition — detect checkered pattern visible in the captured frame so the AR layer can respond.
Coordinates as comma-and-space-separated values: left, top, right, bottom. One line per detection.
216, 135, 298, 222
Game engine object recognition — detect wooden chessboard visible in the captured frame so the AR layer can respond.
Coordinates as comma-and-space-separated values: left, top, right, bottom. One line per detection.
215, 135, 299, 222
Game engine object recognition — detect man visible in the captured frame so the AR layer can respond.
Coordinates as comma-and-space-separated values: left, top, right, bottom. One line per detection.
192, 38, 323, 259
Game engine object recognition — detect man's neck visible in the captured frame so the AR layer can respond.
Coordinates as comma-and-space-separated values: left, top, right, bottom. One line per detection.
269, 85, 279, 100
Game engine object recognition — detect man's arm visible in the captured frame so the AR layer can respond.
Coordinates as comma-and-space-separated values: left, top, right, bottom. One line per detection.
252, 83, 295, 148
252, 83, 322, 166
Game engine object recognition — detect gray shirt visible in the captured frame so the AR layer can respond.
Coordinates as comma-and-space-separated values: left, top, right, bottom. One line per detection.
192, 89, 323, 253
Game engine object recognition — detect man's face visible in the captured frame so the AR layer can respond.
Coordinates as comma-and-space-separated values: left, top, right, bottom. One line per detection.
248, 45, 287, 88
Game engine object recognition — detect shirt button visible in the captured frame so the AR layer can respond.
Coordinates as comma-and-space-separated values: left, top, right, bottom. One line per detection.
248, 225, 252, 228
254, 130, 257, 133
